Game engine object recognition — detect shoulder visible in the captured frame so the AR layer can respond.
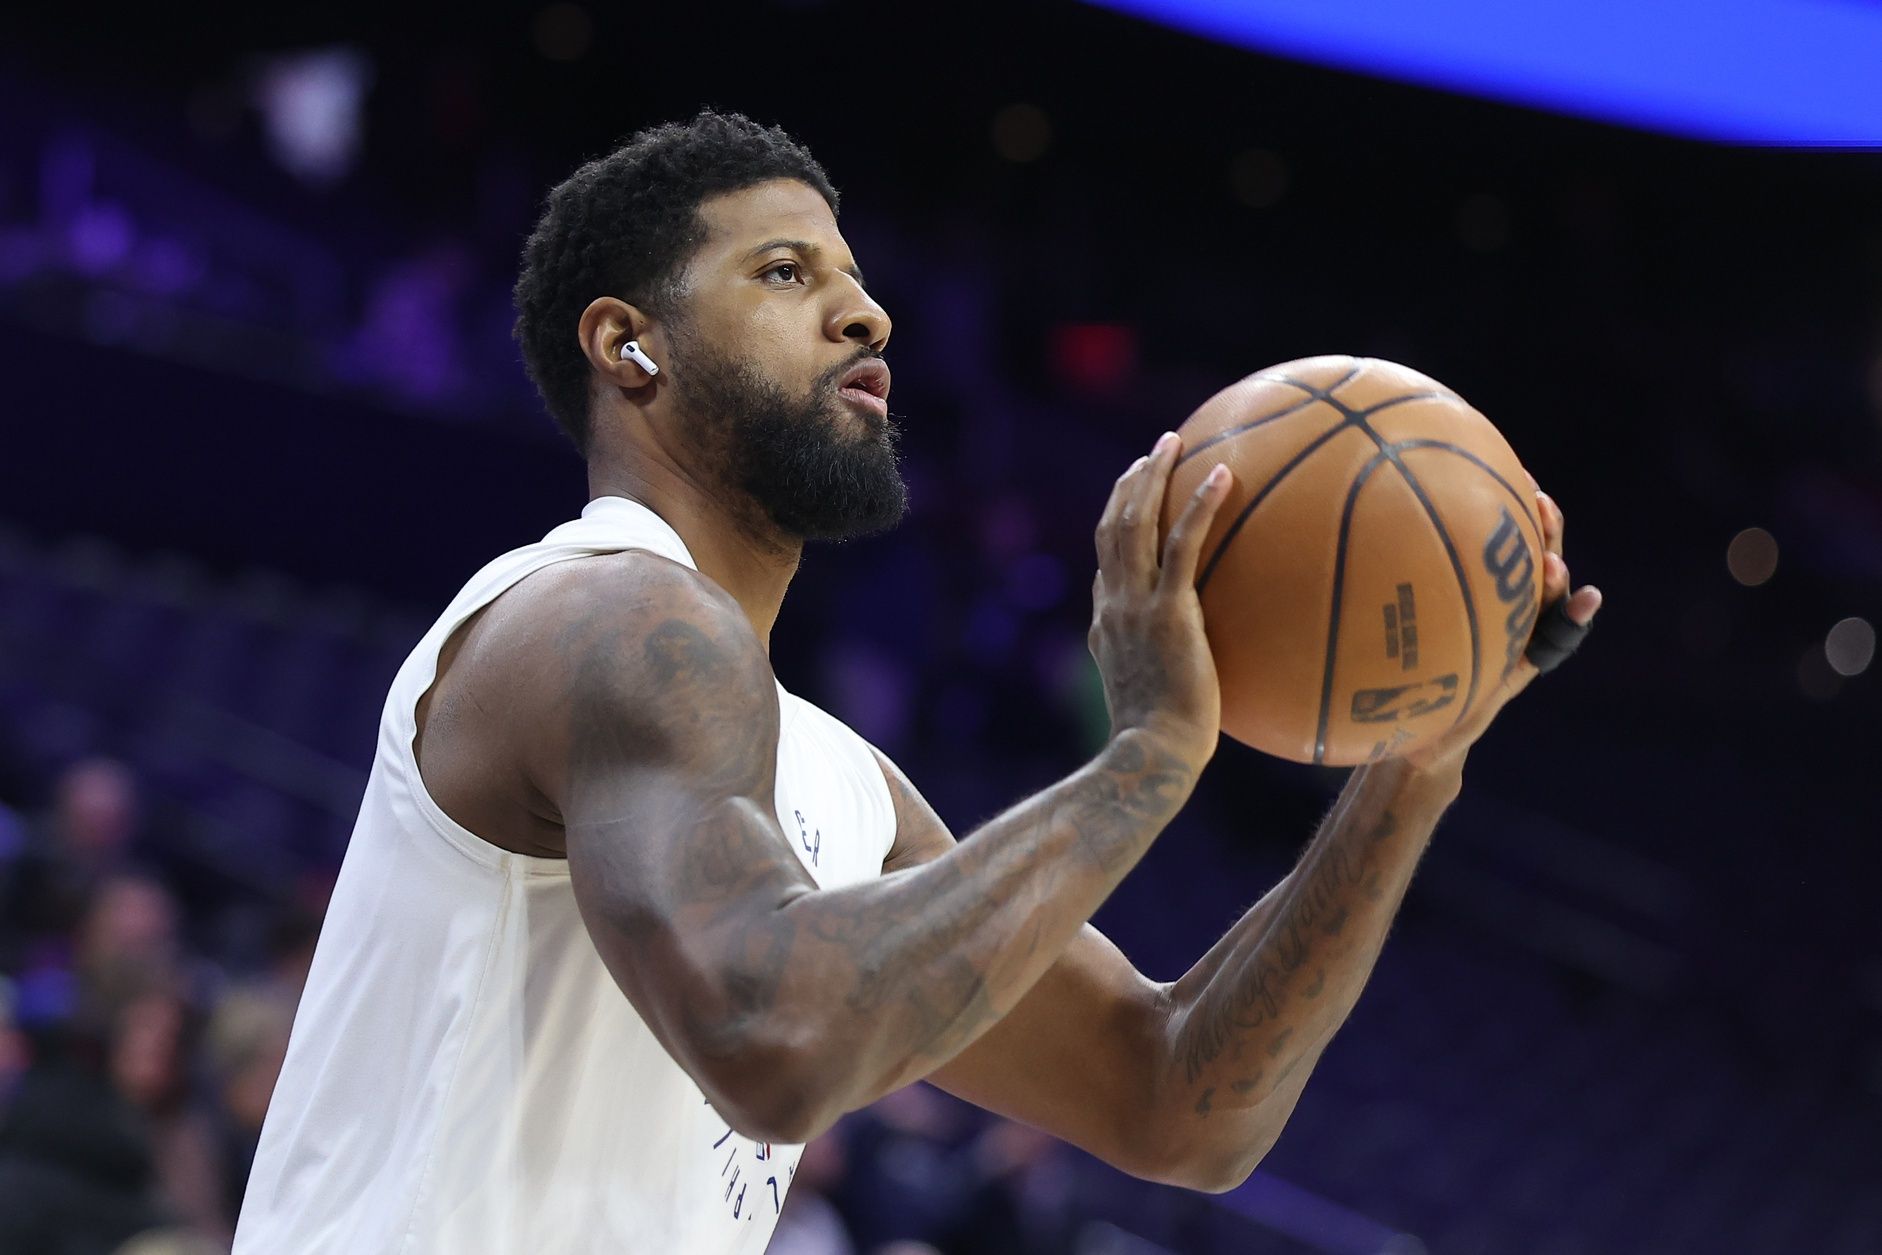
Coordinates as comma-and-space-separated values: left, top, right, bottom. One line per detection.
478, 551, 779, 796
493, 549, 742, 639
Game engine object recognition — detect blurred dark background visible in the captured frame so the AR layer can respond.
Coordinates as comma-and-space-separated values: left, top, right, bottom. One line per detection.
0, 3, 1878, 1253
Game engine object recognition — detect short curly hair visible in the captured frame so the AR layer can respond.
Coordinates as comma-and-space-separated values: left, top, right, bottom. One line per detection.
512, 110, 839, 454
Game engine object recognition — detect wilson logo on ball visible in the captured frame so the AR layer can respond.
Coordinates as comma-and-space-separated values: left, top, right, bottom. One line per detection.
1481, 507, 1540, 679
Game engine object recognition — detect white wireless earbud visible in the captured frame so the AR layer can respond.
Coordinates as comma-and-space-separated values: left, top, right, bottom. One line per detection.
619, 340, 660, 376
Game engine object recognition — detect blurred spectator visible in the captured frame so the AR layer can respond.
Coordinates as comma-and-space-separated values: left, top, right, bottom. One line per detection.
111, 1228, 226, 1255
0, 976, 26, 1100
0, 759, 142, 960
77, 876, 185, 1023
769, 1129, 858, 1255
946, 1121, 1079, 1255
261, 879, 331, 1001
835, 1085, 975, 1249
203, 987, 294, 1225
0, 1045, 169, 1254
108, 991, 229, 1245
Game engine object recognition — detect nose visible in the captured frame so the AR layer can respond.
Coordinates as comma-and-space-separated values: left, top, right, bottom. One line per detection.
825, 278, 891, 353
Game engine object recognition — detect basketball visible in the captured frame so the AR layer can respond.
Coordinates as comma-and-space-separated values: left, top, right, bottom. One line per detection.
1161, 355, 1546, 766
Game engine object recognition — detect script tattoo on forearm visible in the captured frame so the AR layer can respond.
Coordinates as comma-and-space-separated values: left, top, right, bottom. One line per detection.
1176, 805, 1402, 1110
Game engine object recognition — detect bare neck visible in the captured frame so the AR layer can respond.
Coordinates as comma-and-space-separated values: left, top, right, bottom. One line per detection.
587, 450, 799, 652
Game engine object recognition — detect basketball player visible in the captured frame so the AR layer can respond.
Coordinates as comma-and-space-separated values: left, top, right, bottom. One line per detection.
234, 112, 1599, 1253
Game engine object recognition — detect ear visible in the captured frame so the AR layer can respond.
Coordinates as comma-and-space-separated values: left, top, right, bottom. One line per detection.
578, 296, 662, 388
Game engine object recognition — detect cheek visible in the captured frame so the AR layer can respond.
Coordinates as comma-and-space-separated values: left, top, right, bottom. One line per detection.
730, 297, 823, 358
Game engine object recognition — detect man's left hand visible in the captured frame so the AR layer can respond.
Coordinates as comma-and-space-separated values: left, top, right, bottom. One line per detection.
1399, 482, 1601, 777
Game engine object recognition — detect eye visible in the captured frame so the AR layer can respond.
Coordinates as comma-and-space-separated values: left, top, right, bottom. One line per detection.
763, 261, 802, 285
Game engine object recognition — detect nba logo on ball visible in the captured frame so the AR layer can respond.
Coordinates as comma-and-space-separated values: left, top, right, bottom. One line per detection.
1161, 355, 1546, 766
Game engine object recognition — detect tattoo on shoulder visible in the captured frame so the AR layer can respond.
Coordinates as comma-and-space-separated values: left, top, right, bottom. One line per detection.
644, 619, 723, 685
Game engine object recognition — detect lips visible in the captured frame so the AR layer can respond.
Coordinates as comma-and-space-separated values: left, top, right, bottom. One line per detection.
836, 358, 890, 400
835, 358, 891, 418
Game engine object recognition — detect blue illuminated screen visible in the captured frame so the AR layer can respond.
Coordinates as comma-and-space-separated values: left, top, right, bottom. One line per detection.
1084, 0, 1882, 145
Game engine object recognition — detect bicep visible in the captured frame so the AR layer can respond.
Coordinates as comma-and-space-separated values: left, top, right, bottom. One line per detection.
542, 558, 815, 1076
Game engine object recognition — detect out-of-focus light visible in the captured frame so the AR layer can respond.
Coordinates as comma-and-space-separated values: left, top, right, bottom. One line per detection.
135, 239, 205, 297
1049, 323, 1138, 396
992, 104, 1053, 163
1825, 617, 1876, 678
253, 48, 372, 188
69, 204, 134, 273
1726, 527, 1778, 587
1797, 644, 1840, 701
533, 4, 594, 61
1228, 148, 1288, 208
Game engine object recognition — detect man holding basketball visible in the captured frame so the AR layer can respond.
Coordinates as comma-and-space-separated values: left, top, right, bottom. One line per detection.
235, 112, 1599, 1253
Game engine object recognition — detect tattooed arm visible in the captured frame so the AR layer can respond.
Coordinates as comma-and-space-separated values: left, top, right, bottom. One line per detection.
887, 745, 1457, 1192
906, 483, 1601, 1193
1155, 758, 1460, 1185
535, 438, 1234, 1147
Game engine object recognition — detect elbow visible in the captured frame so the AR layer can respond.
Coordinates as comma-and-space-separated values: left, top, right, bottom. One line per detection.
708, 1076, 838, 1147
692, 1029, 851, 1146
711, 1098, 828, 1148
1134, 1110, 1283, 1195
1175, 1145, 1267, 1195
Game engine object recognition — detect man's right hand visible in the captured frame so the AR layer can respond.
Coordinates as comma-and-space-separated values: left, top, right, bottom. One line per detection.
1088, 431, 1235, 769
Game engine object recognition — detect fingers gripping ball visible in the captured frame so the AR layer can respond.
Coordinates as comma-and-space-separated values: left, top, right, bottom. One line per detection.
1523, 598, 1590, 675
1158, 356, 1547, 766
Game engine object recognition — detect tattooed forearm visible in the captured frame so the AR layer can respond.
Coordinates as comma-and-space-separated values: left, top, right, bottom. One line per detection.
764, 728, 1196, 1104
1177, 808, 1395, 1084
1164, 759, 1458, 1144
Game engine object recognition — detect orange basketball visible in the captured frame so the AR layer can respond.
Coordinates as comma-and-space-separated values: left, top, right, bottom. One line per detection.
1160, 355, 1546, 766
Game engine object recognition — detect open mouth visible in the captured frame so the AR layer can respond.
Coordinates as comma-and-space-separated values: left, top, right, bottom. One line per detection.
836, 358, 891, 418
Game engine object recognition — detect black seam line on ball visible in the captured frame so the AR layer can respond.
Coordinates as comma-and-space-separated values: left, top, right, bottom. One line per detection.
1302, 383, 1485, 731
1314, 449, 1394, 765
1393, 459, 1481, 732
1388, 439, 1546, 556
1352, 433, 1483, 732
1271, 364, 1460, 409
1193, 389, 1451, 595
1195, 415, 1350, 595
1176, 391, 1325, 468
1262, 361, 1365, 399
1176, 362, 1365, 470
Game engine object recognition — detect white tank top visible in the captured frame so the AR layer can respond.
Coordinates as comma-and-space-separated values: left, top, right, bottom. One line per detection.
234, 496, 896, 1255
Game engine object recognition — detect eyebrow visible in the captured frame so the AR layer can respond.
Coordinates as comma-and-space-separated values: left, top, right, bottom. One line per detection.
742, 238, 868, 291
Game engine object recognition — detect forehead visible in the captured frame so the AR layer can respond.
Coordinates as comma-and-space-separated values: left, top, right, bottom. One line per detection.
693, 178, 844, 260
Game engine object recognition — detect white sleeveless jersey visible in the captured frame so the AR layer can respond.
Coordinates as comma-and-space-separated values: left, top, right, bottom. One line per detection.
234, 496, 896, 1255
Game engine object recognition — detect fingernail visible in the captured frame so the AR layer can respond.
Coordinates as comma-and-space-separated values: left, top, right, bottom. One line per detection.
1206, 464, 1229, 487
1155, 431, 1178, 452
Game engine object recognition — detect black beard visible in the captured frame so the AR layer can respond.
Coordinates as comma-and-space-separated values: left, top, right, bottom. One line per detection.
668, 334, 909, 542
